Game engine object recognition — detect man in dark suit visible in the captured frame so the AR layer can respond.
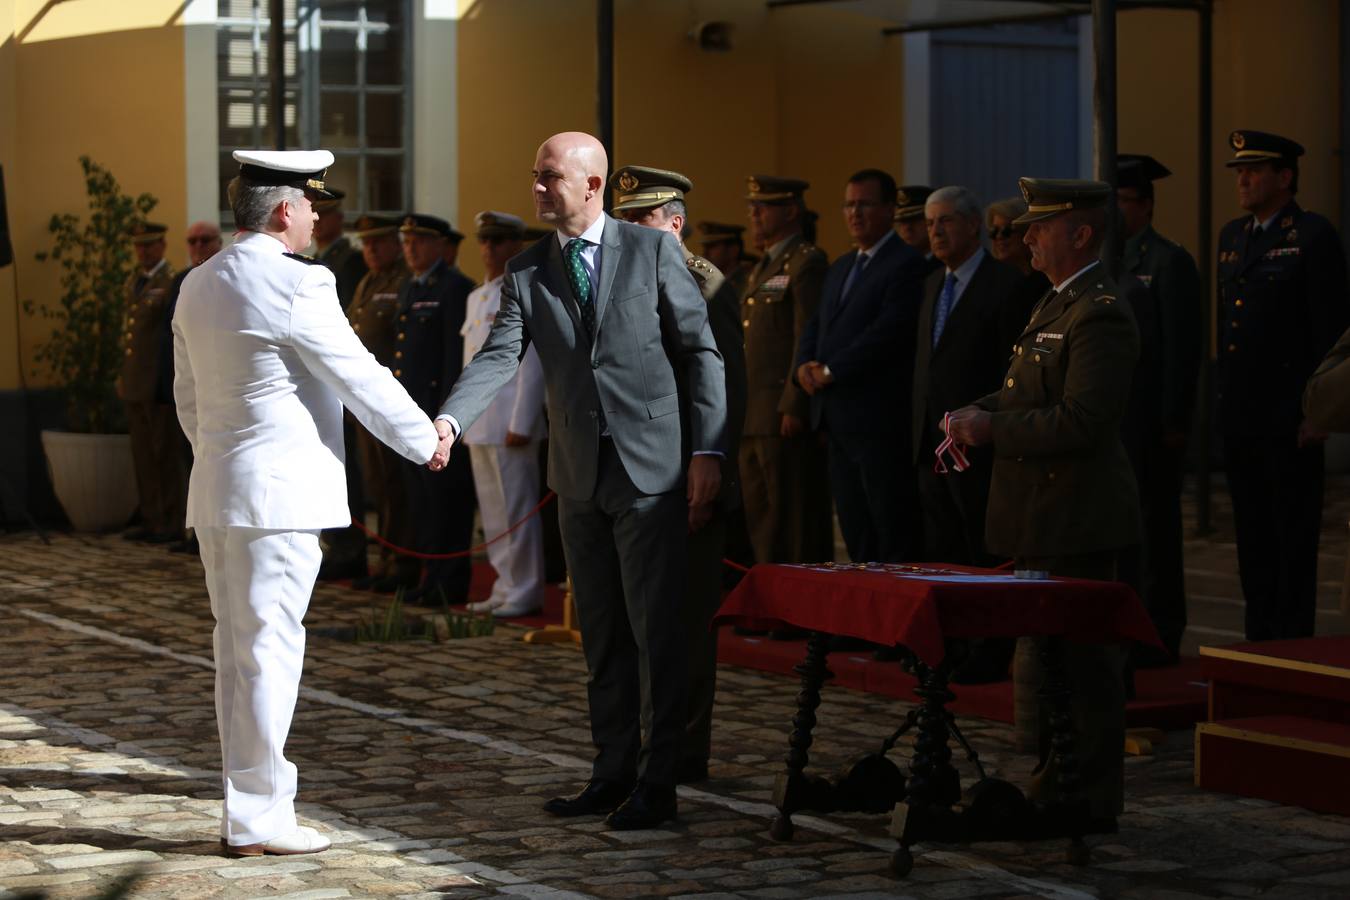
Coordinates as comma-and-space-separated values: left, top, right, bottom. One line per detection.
1217, 129, 1350, 641
395, 213, 478, 605
795, 169, 923, 562
911, 185, 1025, 682
437, 133, 726, 829
912, 186, 1024, 567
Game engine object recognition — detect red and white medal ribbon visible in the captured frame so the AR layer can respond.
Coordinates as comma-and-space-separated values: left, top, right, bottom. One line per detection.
933, 412, 971, 475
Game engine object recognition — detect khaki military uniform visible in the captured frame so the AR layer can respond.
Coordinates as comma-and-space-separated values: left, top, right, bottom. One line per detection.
122, 259, 186, 536
738, 234, 832, 564
975, 263, 1141, 818
348, 260, 416, 580
318, 235, 369, 310
680, 246, 748, 768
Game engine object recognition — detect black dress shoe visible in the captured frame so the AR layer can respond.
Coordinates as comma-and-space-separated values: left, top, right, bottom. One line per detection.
543, 780, 634, 818
144, 531, 179, 544
605, 782, 677, 830
122, 526, 152, 542
317, 557, 367, 581
675, 758, 708, 785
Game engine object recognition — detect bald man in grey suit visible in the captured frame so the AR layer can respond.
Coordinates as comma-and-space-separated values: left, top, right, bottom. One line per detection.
436, 132, 726, 829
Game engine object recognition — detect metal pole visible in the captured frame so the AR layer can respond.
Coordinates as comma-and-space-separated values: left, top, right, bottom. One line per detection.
1341, 0, 1350, 260
269, 0, 285, 151
597, 0, 614, 212
1195, 0, 1214, 534
1093, 0, 1120, 277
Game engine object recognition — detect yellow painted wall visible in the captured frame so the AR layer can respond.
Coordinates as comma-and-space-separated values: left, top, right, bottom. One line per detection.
0, 0, 18, 391
453, 0, 907, 283
4, 0, 189, 391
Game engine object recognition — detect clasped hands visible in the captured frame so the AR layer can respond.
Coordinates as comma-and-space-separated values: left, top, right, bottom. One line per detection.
427, 419, 454, 471
795, 360, 834, 396
944, 405, 993, 446
428, 420, 528, 470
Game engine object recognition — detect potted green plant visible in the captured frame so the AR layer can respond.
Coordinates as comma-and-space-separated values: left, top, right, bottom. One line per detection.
23, 156, 157, 531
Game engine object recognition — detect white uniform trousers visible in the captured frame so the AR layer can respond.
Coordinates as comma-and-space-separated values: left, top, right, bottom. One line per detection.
197, 526, 322, 844
467, 443, 545, 611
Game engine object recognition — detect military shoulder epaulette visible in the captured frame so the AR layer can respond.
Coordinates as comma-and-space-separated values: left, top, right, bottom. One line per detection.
284, 252, 321, 265
1094, 294, 1116, 305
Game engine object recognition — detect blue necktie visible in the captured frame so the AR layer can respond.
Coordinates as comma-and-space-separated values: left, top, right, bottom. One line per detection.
839, 251, 869, 305
564, 238, 595, 337
932, 272, 958, 348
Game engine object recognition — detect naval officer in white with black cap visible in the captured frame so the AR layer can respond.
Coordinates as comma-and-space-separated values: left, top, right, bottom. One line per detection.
173, 149, 451, 857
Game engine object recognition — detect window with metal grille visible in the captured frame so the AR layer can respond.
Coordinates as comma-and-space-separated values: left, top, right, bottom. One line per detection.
216, 0, 410, 222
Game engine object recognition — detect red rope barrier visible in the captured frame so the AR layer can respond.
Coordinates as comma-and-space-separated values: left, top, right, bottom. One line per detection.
350, 491, 557, 560
721, 558, 751, 573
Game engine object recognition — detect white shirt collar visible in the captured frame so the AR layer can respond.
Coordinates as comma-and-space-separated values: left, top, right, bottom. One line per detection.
857, 228, 896, 258
1254, 210, 1281, 233
556, 212, 606, 251
946, 245, 984, 283
142, 258, 168, 278
1052, 259, 1101, 294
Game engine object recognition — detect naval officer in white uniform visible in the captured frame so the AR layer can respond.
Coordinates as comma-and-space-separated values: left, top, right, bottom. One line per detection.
173, 149, 450, 856
460, 211, 547, 617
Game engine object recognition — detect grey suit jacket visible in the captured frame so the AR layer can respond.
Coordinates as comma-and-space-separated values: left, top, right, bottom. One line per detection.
440, 214, 727, 500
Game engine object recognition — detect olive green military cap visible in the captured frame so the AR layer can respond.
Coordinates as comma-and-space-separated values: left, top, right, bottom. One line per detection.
474, 210, 527, 240
1013, 177, 1112, 225
609, 166, 693, 212
312, 187, 346, 214
352, 214, 399, 238
745, 175, 808, 204
127, 222, 168, 244
1225, 129, 1305, 167
697, 221, 746, 247
894, 185, 932, 222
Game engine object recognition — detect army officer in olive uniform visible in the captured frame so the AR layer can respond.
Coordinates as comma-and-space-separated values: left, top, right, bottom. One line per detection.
121, 222, 184, 543
1117, 154, 1203, 663
947, 178, 1141, 826
741, 176, 832, 567
313, 188, 368, 309
396, 214, 478, 605
346, 215, 418, 593
610, 165, 748, 783
1217, 130, 1350, 641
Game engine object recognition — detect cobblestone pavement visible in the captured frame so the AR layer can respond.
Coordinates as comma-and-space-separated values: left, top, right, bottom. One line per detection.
1, 478, 1348, 899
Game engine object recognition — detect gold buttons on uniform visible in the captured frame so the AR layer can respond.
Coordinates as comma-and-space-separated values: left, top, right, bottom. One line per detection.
1228, 344, 1237, 352
1231, 321, 1239, 328
1235, 299, 1244, 307
125, 348, 133, 356
1033, 353, 1041, 362
398, 332, 405, 340
1015, 346, 1023, 355
1006, 377, 1015, 388
394, 351, 403, 359
1048, 472, 1056, 481
400, 314, 408, 322
743, 319, 750, 328
394, 368, 402, 377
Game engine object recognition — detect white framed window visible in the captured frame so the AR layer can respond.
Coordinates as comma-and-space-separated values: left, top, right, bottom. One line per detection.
215, 0, 411, 220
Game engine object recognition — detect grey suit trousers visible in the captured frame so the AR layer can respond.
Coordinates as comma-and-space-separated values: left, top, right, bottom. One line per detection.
558, 439, 688, 787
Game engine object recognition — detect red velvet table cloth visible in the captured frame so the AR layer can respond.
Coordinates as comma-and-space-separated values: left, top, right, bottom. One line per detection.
714, 562, 1164, 667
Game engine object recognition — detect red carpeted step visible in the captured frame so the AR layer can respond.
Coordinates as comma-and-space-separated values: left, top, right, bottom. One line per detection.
1196, 715, 1350, 816
1201, 637, 1350, 722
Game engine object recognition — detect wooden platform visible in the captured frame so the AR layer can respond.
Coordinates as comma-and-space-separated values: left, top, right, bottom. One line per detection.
1197, 637, 1350, 814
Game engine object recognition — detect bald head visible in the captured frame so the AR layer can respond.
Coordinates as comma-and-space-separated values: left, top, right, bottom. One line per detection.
532, 131, 608, 237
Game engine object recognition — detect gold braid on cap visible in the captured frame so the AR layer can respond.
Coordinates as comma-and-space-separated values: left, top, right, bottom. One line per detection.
617, 172, 640, 191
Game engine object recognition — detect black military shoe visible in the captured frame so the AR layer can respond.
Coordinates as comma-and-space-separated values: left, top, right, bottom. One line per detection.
605, 782, 677, 830
543, 780, 634, 818
675, 758, 709, 785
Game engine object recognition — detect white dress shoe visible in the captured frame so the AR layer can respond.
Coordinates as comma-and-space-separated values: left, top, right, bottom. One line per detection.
466, 596, 504, 613
223, 825, 331, 857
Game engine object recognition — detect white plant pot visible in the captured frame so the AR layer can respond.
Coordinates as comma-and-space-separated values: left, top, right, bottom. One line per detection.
40, 430, 139, 532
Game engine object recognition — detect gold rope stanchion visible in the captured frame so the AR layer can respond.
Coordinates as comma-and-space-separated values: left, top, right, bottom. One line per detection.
523, 575, 582, 644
